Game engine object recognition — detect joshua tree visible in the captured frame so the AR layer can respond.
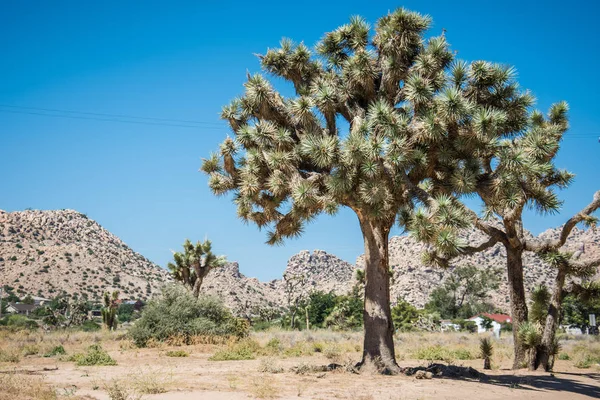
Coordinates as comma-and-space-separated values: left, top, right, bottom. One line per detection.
202, 8, 537, 372
167, 239, 226, 298
410, 86, 600, 368
101, 291, 119, 331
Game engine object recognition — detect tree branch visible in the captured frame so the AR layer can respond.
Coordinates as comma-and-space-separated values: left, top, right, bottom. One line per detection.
525, 190, 600, 252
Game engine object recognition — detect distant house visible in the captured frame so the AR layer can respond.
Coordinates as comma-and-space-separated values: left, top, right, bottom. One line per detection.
468, 313, 511, 334
6, 303, 37, 316
30, 296, 51, 306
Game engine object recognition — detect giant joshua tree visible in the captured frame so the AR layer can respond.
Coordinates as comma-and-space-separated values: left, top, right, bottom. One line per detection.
202, 8, 538, 372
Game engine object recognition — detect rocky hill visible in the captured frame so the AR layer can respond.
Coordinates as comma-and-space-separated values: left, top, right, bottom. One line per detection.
1, 208, 598, 315
0, 209, 171, 302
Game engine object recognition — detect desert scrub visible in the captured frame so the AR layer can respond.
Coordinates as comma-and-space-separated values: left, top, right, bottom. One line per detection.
69, 344, 117, 366
209, 338, 260, 361
44, 345, 67, 357
558, 352, 570, 360
128, 285, 248, 347
103, 379, 140, 400
129, 368, 172, 394
258, 357, 284, 373
250, 377, 279, 399
165, 350, 189, 357
0, 372, 57, 400
412, 345, 476, 362
0, 347, 21, 363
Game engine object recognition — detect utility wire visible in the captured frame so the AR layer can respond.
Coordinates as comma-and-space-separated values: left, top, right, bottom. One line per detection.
0, 109, 227, 130
0, 104, 223, 126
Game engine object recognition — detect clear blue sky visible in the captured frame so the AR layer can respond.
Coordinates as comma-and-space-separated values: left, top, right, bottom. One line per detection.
1, 1, 599, 281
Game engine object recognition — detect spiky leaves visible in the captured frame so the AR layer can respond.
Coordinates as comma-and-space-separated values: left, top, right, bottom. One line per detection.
168, 239, 227, 297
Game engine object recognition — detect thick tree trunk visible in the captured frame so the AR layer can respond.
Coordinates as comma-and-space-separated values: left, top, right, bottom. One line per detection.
192, 277, 203, 298
357, 217, 399, 374
506, 246, 528, 369
535, 267, 567, 371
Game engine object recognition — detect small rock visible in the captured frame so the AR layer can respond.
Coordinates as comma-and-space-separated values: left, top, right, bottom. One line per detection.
415, 370, 433, 379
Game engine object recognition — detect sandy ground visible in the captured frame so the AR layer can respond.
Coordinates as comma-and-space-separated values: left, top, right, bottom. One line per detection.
4, 345, 599, 400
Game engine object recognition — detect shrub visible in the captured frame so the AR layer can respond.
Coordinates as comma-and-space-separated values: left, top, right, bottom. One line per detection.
209, 338, 260, 361
165, 350, 189, 357
258, 357, 284, 373
80, 320, 101, 332
0, 347, 21, 363
558, 352, 570, 360
44, 345, 67, 357
129, 285, 248, 347
2, 314, 38, 330
69, 344, 117, 366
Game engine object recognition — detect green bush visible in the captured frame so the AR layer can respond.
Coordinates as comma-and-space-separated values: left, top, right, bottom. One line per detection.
209, 339, 260, 361
44, 345, 66, 357
1, 314, 38, 330
558, 352, 570, 360
128, 285, 248, 347
79, 320, 101, 332
69, 344, 117, 366
166, 350, 189, 357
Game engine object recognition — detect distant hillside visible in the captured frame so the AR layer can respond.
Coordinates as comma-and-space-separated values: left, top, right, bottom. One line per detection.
0, 209, 171, 302
1, 208, 598, 316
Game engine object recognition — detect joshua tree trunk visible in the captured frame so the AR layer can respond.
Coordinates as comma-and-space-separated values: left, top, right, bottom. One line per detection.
536, 267, 567, 371
506, 246, 528, 369
358, 216, 399, 374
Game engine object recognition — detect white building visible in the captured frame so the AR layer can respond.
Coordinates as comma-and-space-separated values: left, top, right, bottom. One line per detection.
468, 313, 511, 334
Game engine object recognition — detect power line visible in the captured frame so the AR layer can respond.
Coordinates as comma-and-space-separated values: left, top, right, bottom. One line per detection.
0, 109, 228, 130
0, 104, 223, 126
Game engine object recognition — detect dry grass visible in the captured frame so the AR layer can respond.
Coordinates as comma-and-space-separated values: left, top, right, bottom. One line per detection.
0, 372, 57, 400
249, 376, 279, 399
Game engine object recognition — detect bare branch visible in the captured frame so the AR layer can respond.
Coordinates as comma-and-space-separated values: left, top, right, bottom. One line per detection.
525, 190, 600, 252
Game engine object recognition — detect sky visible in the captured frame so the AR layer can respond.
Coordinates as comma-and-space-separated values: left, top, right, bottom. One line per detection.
1, 1, 599, 281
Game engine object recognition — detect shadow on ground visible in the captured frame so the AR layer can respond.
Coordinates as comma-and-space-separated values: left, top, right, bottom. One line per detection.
408, 363, 600, 398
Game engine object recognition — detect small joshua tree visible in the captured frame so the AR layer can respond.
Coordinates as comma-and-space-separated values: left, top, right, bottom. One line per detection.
480, 337, 493, 370
101, 291, 119, 331
167, 239, 226, 298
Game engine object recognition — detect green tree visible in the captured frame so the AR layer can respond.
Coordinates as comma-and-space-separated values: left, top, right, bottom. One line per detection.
391, 298, 420, 331
299, 291, 337, 328
529, 285, 550, 324
22, 294, 34, 305
411, 86, 600, 369
168, 239, 226, 298
201, 8, 528, 372
425, 265, 499, 319
563, 281, 600, 330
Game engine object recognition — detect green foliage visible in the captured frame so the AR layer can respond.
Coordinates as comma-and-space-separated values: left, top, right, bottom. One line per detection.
452, 319, 478, 333
529, 285, 550, 324
480, 316, 494, 331
391, 298, 420, 331
558, 352, 570, 360
80, 320, 101, 332
167, 238, 226, 297
299, 291, 337, 328
323, 294, 363, 330
69, 344, 117, 366
0, 314, 38, 330
117, 303, 135, 323
425, 265, 499, 319
128, 285, 248, 347
480, 337, 493, 358
22, 294, 34, 305
165, 350, 189, 357
209, 338, 260, 361
44, 345, 66, 357
101, 291, 119, 331
412, 345, 475, 362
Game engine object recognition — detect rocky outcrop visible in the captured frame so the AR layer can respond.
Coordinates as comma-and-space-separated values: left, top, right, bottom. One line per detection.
2, 208, 598, 315
0, 209, 170, 301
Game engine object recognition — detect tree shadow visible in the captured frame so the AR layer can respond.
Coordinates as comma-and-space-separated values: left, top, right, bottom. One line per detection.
405, 364, 600, 398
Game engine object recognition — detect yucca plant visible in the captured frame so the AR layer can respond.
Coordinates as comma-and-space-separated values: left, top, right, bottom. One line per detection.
101, 291, 119, 331
167, 239, 226, 298
517, 321, 542, 370
480, 337, 493, 370
201, 7, 567, 373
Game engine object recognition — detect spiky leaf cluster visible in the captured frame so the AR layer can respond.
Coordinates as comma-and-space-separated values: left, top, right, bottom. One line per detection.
203, 8, 539, 245
168, 239, 226, 291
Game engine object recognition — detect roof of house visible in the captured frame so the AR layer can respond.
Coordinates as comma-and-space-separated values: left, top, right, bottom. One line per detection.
469, 313, 511, 323
7, 303, 37, 312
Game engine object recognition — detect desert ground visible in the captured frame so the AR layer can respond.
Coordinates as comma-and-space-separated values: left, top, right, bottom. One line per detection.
1, 329, 599, 400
